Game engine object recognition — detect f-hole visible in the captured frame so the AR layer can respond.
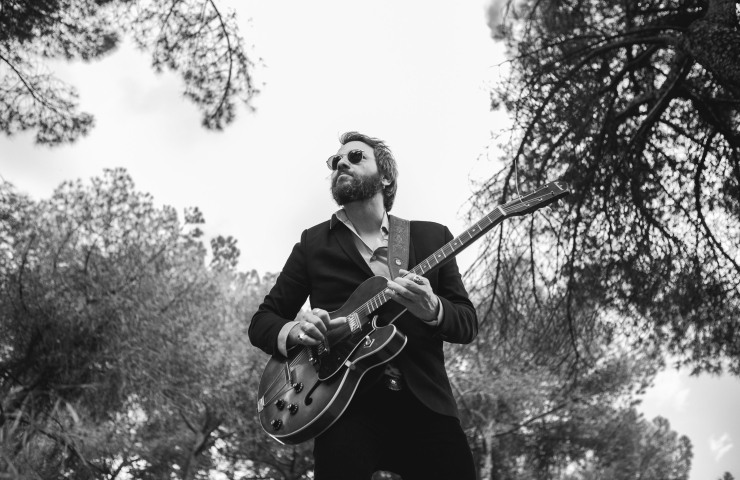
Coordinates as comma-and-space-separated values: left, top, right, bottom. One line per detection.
304, 380, 322, 405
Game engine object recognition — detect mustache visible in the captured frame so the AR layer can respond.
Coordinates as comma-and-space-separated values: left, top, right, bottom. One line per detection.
332, 169, 356, 186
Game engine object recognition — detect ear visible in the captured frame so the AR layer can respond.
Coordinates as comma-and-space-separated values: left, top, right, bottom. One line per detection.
381, 178, 390, 187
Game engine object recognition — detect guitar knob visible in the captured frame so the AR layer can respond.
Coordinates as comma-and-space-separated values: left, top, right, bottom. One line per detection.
271, 419, 282, 430
288, 403, 299, 414
275, 399, 286, 410
293, 382, 304, 393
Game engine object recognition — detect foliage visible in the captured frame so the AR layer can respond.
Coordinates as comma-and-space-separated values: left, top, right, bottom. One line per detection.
0, 169, 310, 479
0, 0, 257, 146
475, 0, 740, 375
446, 253, 692, 479
560, 415, 693, 480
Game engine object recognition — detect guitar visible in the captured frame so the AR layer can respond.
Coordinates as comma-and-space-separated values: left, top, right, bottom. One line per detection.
256, 181, 570, 444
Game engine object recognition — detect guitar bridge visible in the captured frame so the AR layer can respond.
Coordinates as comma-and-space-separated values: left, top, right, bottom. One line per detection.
284, 362, 294, 385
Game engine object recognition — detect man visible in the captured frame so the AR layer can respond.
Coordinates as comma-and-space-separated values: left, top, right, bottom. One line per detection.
248, 132, 478, 479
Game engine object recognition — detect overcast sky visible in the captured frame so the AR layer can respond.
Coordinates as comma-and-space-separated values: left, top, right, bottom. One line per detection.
1, 0, 738, 477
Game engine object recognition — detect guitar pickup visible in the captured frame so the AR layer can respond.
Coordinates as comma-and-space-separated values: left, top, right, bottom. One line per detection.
346, 312, 361, 334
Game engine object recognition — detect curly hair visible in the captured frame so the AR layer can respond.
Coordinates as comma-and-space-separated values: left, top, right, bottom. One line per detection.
338, 131, 399, 212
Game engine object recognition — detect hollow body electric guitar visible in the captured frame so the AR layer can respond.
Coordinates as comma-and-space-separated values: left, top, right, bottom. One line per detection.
257, 181, 570, 444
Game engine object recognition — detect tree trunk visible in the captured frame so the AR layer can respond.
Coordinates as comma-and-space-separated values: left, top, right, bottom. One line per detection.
479, 421, 496, 480
180, 406, 222, 480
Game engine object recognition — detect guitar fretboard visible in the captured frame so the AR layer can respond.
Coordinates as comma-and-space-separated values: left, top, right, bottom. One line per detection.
365, 206, 505, 316
322, 181, 568, 348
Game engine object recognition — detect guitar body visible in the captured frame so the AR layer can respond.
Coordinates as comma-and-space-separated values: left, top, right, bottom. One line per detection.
257, 276, 408, 445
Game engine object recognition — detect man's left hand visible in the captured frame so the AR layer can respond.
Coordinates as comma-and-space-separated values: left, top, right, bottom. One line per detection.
385, 269, 440, 321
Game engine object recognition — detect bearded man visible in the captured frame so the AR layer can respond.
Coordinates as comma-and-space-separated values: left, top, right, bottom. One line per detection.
248, 132, 478, 479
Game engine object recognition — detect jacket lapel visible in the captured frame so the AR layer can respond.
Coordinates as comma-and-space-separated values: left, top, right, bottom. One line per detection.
332, 222, 375, 278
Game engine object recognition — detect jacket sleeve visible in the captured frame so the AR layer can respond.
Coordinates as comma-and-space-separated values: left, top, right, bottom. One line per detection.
248, 230, 311, 356
430, 226, 478, 344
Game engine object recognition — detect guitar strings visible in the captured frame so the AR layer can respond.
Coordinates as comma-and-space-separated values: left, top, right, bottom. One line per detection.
313, 200, 531, 355
316, 206, 512, 349
321, 202, 521, 349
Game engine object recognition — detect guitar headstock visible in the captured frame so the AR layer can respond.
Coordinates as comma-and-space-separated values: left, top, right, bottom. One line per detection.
501, 181, 570, 218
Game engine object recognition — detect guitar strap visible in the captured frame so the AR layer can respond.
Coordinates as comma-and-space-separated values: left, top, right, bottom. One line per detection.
388, 214, 411, 279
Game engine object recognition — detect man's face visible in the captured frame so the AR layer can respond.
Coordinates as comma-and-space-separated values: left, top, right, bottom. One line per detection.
330, 141, 384, 206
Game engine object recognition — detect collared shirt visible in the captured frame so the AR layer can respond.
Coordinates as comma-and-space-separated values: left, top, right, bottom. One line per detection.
276, 210, 443, 357
333, 208, 391, 279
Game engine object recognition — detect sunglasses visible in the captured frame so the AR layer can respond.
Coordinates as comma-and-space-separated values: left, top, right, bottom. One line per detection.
326, 149, 366, 170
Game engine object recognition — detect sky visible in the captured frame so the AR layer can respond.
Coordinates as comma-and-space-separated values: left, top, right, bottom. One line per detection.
0, 0, 738, 478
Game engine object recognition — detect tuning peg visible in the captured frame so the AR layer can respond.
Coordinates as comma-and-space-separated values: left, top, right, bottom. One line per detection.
557, 200, 564, 207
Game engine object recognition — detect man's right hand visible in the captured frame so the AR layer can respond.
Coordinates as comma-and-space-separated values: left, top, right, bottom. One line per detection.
287, 308, 346, 347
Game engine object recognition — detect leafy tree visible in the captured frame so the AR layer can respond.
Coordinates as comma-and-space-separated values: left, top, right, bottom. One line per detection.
433, 239, 689, 479
475, 0, 740, 374
0, 0, 257, 145
450, 327, 694, 480
0, 170, 311, 479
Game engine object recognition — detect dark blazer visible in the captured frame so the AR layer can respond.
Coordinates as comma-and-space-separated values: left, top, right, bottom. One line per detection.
248, 217, 478, 418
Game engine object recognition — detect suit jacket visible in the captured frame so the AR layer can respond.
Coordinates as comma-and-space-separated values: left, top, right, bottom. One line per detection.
248, 217, 478, 418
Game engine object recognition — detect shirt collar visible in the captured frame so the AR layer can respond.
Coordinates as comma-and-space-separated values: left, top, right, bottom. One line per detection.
331, 209, 389, 236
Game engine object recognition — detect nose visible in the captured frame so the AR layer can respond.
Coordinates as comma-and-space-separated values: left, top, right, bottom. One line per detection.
335, 154, 352, 171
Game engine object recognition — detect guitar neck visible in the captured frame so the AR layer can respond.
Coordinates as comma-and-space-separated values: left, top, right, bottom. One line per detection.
352, 180, 570, 320
352, 207, 508, 319
408, 206, 507, 278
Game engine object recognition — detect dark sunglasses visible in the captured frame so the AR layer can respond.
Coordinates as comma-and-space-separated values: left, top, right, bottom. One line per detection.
326, 149, 366, 170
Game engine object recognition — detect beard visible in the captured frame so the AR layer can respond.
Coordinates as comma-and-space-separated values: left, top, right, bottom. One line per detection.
331, 170, 384, 206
